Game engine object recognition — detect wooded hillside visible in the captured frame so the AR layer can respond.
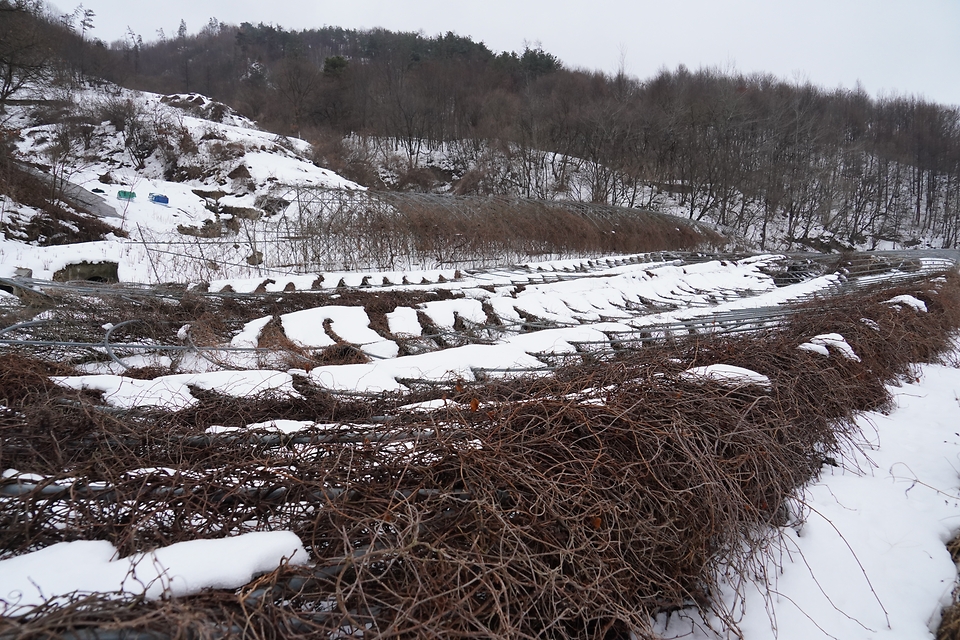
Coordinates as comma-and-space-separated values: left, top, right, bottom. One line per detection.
3, 2, 960, 250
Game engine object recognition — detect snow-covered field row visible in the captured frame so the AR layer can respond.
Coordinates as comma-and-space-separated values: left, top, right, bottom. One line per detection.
43, 255, 821, 403
36, 254, 948, 411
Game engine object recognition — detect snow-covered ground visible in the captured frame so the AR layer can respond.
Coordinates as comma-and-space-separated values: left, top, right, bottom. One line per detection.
657, 357, 960, 640
0, 531, 308, 616
1, 85, 362, 282
4, 263, 960, 638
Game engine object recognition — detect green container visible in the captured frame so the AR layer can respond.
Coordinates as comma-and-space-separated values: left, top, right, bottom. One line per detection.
117, 190, 136, 200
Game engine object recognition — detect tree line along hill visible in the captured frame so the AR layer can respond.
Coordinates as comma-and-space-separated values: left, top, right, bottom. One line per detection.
2, 0, 960, 251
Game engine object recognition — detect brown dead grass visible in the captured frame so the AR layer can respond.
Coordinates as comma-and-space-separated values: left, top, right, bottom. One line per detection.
284, 189, 725, 271
938, 534, 960, 640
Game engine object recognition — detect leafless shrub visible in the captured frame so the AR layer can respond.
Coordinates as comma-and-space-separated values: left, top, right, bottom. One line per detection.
258, 189, 726, 274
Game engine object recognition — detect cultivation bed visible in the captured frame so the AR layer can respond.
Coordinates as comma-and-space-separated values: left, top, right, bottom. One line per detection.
1, 253, 959, 639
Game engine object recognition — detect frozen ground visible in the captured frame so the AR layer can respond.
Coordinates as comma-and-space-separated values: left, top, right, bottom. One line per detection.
3, 258, 960, 639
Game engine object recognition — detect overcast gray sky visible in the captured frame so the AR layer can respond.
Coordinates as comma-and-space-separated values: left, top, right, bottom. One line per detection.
68, 0, 960, 107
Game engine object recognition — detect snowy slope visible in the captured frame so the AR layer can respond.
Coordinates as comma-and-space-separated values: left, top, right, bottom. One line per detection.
1, 85, 362, 281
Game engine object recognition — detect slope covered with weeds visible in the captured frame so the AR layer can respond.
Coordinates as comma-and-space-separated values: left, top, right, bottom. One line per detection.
1, 271, 959, 639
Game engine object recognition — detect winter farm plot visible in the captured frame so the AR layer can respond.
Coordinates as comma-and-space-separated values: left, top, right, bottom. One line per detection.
2, 251, 960, 639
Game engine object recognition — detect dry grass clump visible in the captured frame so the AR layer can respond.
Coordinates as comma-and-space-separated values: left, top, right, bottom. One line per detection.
940, 605, 960, 640
0, 352, 129, 472
253, 317, 314, 370
939, 533, 960, 640
284, 190, 725, 271
1, 271, 959, 639
388, 195, 725, 260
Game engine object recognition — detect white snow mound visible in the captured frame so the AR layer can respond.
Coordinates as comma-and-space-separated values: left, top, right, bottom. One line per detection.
798, 333, 861, 361
0, 532, 309, 614
884, 295, 928, 312
680, 364, 771, 388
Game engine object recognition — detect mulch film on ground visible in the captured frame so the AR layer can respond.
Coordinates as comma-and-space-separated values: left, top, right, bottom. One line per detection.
1, 271, 959, 639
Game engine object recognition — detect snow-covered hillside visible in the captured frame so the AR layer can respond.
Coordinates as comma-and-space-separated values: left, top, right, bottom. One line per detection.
1, 85, 361, 281
2, 84, 725, 285
331, 135, 959, 254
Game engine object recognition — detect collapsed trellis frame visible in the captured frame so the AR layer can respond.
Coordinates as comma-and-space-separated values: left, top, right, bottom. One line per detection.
1, 271, 960, 639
